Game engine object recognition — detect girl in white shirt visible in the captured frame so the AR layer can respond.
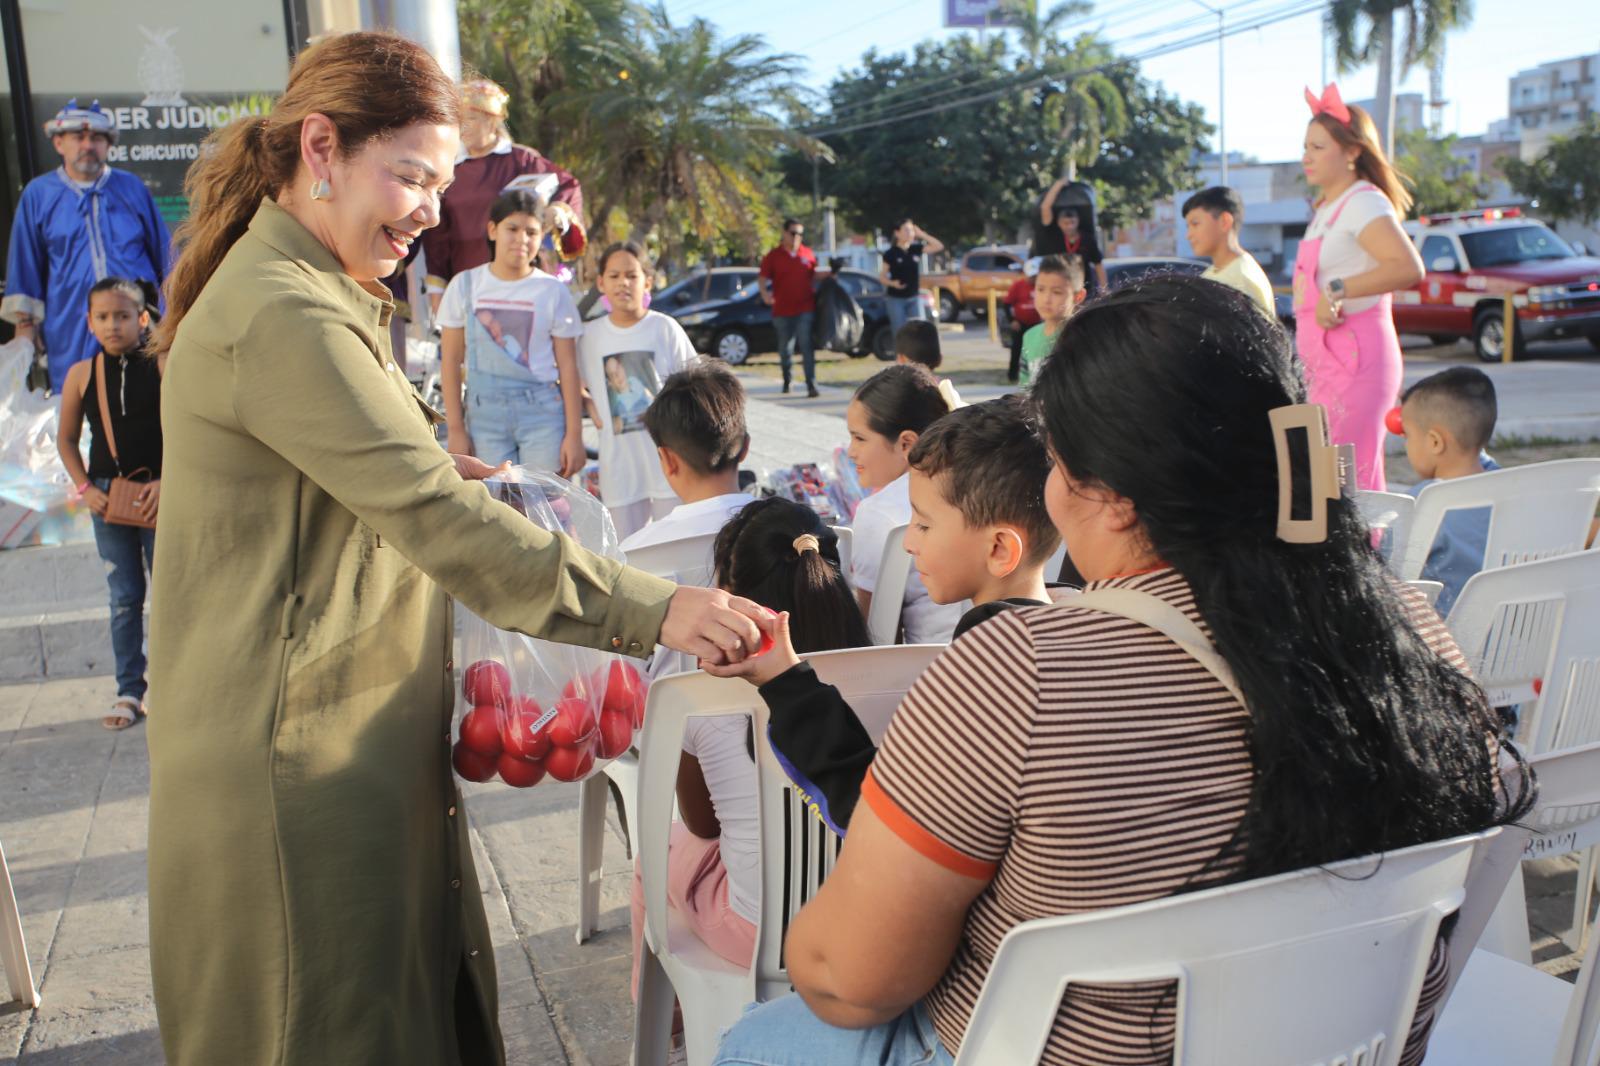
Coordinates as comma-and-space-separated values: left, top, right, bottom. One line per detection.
578, 242, 700, 540
438, 189, 586, 474
846, 364, 964, 644
628, 498, 868, 991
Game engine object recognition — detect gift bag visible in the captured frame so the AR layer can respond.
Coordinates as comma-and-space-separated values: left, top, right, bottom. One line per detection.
450, 469, 649, 788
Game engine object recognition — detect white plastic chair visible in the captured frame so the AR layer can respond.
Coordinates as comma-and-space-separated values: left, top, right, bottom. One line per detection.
578, 532, 721, 944
1447, 551, 1600, 948
1406, 579, 1444, 607
1394, 459, 1600, 581
1355, 489, 1415, 566
1425, 741, 1600, 1066
955, 831, 1484, 1066
831, 525, 853, 581
1, 838, 39, 1009
866, 523, 912, 646
633, 644, 944, 1066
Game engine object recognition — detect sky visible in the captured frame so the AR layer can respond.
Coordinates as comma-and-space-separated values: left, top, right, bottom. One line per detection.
659, 0, 1600, 163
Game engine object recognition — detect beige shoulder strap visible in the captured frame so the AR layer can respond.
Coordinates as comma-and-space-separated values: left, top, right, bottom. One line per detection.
1071, 587, 1246, 708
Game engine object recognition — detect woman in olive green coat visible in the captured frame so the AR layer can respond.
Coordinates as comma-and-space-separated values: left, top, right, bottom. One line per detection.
146, 35, 764, 1066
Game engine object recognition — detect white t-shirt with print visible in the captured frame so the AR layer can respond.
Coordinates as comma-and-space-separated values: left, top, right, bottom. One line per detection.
681, 715, 760, 924
436, 265, 583, 384
1306, 182, 1397, 314
849, 473, 963, 645
578, 311, 699, 506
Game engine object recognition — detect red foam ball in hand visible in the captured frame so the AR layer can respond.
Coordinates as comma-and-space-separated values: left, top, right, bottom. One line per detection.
548, 697, 597, 748
497, 752, 548, 788
502, 696, 552, 761
463, 660, 513, 708
601, 661, 647, 718
1384, 406, 1405, 437
753, 607, 778, 657
459, 705, 504, 757
596, 708, 633, 760
452, 742, 498, 782
545, 741, 596, 782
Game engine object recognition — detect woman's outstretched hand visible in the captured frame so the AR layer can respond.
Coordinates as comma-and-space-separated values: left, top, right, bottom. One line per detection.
452, 453, 512, 481
701, 610, 799, 686
659, 586, 773, 666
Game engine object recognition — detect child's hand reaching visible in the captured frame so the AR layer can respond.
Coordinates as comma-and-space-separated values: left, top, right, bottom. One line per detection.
700, 610, 800, 687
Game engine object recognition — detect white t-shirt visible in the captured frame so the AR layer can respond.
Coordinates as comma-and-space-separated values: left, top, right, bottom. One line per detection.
620, 491, 754, 556
623, 491, 755, 681
578, 312, 699, 506
681, 715, 760, 924
1306, 182, 1397, 314
1203, 253, 1276, 318
849, 473, 963, 645
437, 266, 582, 384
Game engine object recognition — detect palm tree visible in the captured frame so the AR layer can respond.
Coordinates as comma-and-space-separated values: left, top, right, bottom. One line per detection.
999, 0, 1093, 65
1041, 57, 1129, 181
552, 7, 826, 265
1326, 0, 1473, 156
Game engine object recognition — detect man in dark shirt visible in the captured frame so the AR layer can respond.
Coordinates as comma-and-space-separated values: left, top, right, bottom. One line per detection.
879, 217, 944, 334
758, 219, 820, 397
1034, 178, 1108, 296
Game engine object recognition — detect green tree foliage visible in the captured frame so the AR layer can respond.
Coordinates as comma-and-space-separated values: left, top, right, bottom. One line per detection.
1504, 117, 1600, 228
1394, 129, 1483, 216
1326, 0, 1473, 154
792, 32, 1208, 246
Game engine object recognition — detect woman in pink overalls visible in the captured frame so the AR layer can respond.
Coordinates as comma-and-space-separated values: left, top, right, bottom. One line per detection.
1294, 84, 1424, 491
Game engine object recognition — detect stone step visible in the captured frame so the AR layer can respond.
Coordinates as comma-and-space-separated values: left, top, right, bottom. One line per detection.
0, 541, 104, 611
0, 604, 125, 682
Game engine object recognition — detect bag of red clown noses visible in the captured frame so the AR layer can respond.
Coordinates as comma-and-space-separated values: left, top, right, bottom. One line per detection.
451, 469, 649, 788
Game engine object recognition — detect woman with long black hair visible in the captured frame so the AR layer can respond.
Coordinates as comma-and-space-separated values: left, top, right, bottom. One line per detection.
710, 274, 1531, 1066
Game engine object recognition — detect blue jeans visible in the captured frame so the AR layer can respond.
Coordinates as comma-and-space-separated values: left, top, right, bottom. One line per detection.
713, 995, 954, 1066
467, 377, 566, 471
773, 312, 816, 387
886, 294, 925, 336
90, 481, 156, 702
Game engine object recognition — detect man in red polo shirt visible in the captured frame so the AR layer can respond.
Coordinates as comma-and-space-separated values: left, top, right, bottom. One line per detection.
758, 219, 819, 398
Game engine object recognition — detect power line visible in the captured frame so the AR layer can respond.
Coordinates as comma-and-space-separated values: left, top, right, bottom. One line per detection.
802, 0, 1326, 138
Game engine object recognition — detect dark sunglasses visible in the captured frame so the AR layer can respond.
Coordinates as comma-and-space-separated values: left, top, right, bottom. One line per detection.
786, 229, 804, 236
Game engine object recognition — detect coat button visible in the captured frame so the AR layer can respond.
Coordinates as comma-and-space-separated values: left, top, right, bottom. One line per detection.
611, 636, 623, 649
629, 641, 642, 652
448, 805, 457, 817
451, 879, 462, 889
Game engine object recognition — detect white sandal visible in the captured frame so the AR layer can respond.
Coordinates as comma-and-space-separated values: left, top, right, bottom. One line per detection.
102, 698, 146, 731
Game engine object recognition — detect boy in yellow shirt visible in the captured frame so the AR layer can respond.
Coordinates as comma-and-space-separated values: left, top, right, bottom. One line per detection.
1183, 186, 1275, 317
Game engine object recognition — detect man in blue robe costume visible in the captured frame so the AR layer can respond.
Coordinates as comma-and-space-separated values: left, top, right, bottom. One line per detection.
3, 99, 171, 392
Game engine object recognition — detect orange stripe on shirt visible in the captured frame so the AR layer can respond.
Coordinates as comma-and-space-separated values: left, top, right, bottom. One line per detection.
861, 767, 998, 881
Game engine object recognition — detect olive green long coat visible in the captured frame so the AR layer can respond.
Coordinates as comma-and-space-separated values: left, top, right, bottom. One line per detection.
147, 199, 674, 1066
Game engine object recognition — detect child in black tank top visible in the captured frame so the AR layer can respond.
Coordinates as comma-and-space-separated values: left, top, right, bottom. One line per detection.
55, 277, 162, 730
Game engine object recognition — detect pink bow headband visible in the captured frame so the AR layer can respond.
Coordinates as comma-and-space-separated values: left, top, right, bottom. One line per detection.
1305, 83, 1351, 125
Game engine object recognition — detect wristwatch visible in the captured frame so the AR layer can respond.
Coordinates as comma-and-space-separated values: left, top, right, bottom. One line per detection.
1326, 278, 1346, 301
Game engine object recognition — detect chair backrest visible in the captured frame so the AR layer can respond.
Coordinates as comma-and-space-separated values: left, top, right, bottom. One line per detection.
1395, 459, 1600, 581
625, 532, 722, 680
831, 525, 853, 584
636, 645, 943, 1004
866, 523, 912, 645
1406, 579, 1444, 607
955, 832, 1484, 1066
1356, 490, 1415, 566
1446, 551, 1600, 755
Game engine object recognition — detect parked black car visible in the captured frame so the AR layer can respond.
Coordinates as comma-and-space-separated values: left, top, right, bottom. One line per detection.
657, 267, 924, 364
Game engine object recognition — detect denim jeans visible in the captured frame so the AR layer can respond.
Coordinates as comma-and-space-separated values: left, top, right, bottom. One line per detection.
713, 995, 955, 1066
90, 480, 156, 702
886, 293, 925, 336
467, 376, 566, 472
772, 312, 816, 387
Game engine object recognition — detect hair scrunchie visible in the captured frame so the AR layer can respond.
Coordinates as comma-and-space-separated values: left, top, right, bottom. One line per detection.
792, 533, 820, 556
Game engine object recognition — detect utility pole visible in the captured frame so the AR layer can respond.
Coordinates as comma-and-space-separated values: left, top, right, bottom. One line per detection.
1190, 0, 1226, 184
362, 0, 461, 80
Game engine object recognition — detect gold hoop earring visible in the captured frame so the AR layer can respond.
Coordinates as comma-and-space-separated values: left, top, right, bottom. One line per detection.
309, 178, 331, 201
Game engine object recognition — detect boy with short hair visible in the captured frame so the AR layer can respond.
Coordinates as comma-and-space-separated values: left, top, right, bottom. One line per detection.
718, 395, 1065, 834
1018, 255, 1085, 390
894, 318, 965, 408
621, 362, 754, 553
1398, 366, 1500, 614
1182, 186, 1275, 317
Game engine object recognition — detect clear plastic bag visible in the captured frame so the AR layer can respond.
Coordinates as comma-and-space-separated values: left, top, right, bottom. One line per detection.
450, 468, 648, 787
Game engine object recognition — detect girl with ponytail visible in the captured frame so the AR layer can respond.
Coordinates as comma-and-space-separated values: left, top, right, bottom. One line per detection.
629, 497, 869, 995
145, 32, 769, 1066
